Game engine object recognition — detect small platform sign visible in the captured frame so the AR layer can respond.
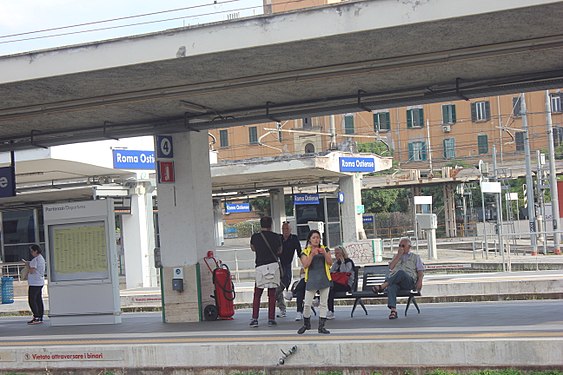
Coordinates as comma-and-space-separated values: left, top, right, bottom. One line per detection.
156, 135, 173, 159
158, 161, 175, 183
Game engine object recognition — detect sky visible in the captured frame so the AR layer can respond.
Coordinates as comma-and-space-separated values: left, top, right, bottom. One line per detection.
0, 0, 263, 56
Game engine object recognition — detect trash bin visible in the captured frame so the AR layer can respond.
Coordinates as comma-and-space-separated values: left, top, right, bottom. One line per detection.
1, 276, 14, 304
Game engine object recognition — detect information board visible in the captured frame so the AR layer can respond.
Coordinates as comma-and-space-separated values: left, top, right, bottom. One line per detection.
48, 221, 109, 282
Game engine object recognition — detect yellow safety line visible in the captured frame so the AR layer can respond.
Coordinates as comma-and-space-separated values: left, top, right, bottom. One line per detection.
1, 331, 562, 347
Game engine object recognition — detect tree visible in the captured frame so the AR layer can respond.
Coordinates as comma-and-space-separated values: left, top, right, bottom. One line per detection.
362, 188, 410, 213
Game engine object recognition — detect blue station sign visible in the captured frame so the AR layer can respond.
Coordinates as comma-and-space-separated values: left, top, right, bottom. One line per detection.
294, 193, 320, 205
339, 157, 376, 173
0, 166, 15, 198
113, 150, 155, 170
363, 215, 374, 224
226, 202, 251, 213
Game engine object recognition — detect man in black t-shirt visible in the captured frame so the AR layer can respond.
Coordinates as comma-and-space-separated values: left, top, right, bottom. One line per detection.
276, 221, 302, 318
249, 216, 282, 327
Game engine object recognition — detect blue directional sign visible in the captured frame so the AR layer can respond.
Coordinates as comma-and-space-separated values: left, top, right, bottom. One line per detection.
113, 150, 155, 170
0, 167, 15, 198
363, 215, 374, 224
226, 202, 251, 213
339, 157, 376, 172
294, 193, 320, 205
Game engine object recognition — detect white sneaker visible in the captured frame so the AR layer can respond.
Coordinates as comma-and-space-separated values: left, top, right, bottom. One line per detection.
295, 312, 303, 321
326, 311, 335, 320
276, 310, 286, 318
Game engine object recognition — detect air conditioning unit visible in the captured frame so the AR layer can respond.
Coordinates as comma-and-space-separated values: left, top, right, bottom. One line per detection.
442, 125, 451, 133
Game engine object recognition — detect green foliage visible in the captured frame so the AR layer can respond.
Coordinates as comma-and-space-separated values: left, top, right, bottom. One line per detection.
233, 220, 260, 237
357, 141, 393, 156
250, 197, 270, 217
362, 188, 410, 213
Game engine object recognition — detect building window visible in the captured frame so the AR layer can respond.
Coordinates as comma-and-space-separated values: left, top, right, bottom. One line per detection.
344, 114, 355, 134
248, 126, 258, 144
302, 117, 312, 129
477, 134, 488, 154
551, 94, 562, 113
443, 138, 455, 159
373, 111, 391, 132
471, 101, 491, 122
408, 141, 427, 161
219, 129, 229, 148
442, 104, 456, 125
406, 107, 424, 128
515, 131, 525, 152
512, 96, 523, 117
304, 143, 315, 154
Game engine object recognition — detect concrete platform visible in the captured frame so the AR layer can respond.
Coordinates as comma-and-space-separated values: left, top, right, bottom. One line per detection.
1, 245, 561, 373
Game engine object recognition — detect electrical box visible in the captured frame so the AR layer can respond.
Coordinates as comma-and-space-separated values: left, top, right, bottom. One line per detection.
416, 214, 437, 230
172, 267, 184, 292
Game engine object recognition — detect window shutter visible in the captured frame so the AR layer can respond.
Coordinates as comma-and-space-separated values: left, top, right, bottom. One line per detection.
408, 142, 414, 160
421, 142, 427, 161
383, 112, 391, 130
451, 105, 457, 123
442, 105, 448, 124
484, 101, 491, 120
344, 114, 354, 134
407, 109, 413, 128
478, 134, 488, 154
443, 139, 447, 158
471, 103, 477, 122
416, 108, 424, 127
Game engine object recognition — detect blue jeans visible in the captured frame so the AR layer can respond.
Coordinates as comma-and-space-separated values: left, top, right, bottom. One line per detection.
385, 270, 415, 309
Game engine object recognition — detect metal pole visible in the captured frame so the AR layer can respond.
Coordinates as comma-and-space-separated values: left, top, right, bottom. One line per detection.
545, 90, 561, 255
479, 160, 489, 258
426, 119, 433, 174
481, 188, 488, 259
522, 92, 538, 255
493, 145, 506, 271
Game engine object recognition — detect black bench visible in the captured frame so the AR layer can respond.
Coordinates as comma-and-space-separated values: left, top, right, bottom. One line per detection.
332, 266, 362, 317
346, 265, 421, 317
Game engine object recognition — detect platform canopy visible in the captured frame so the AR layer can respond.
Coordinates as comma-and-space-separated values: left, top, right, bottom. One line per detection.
0, 0, 562, 152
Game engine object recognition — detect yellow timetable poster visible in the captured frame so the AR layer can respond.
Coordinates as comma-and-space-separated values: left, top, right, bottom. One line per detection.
52, 223, 108, 275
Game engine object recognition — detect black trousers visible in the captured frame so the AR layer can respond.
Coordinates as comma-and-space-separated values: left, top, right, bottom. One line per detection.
28, 285, 44, 319
328, 282, 351, 312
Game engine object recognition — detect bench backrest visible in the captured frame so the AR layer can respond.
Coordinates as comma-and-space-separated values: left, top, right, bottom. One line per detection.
360, 265, 389, 291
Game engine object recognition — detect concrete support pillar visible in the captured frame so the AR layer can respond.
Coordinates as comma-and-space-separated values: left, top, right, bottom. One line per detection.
122, 181, 157, 288
443, 183, 457, 238
340, 174, 366, 243
213, 199, 224, 247
270, 188, 286, 233
156, 132, 215, 323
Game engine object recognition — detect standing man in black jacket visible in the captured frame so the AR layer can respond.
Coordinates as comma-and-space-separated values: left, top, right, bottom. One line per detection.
276, 221, 302, 318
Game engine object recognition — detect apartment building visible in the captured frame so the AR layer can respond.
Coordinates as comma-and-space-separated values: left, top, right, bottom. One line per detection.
210, 1, 563, 167
209, 90, 563, 168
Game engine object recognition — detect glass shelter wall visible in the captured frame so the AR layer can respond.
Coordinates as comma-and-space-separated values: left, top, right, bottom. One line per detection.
295, 196, 341, 248
1, 209, 43, 262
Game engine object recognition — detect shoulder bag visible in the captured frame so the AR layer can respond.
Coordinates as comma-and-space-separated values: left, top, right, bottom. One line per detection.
260, 232, 284, 279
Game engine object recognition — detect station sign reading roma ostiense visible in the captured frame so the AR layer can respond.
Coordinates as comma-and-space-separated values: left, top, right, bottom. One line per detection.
339, 157, 375, 173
